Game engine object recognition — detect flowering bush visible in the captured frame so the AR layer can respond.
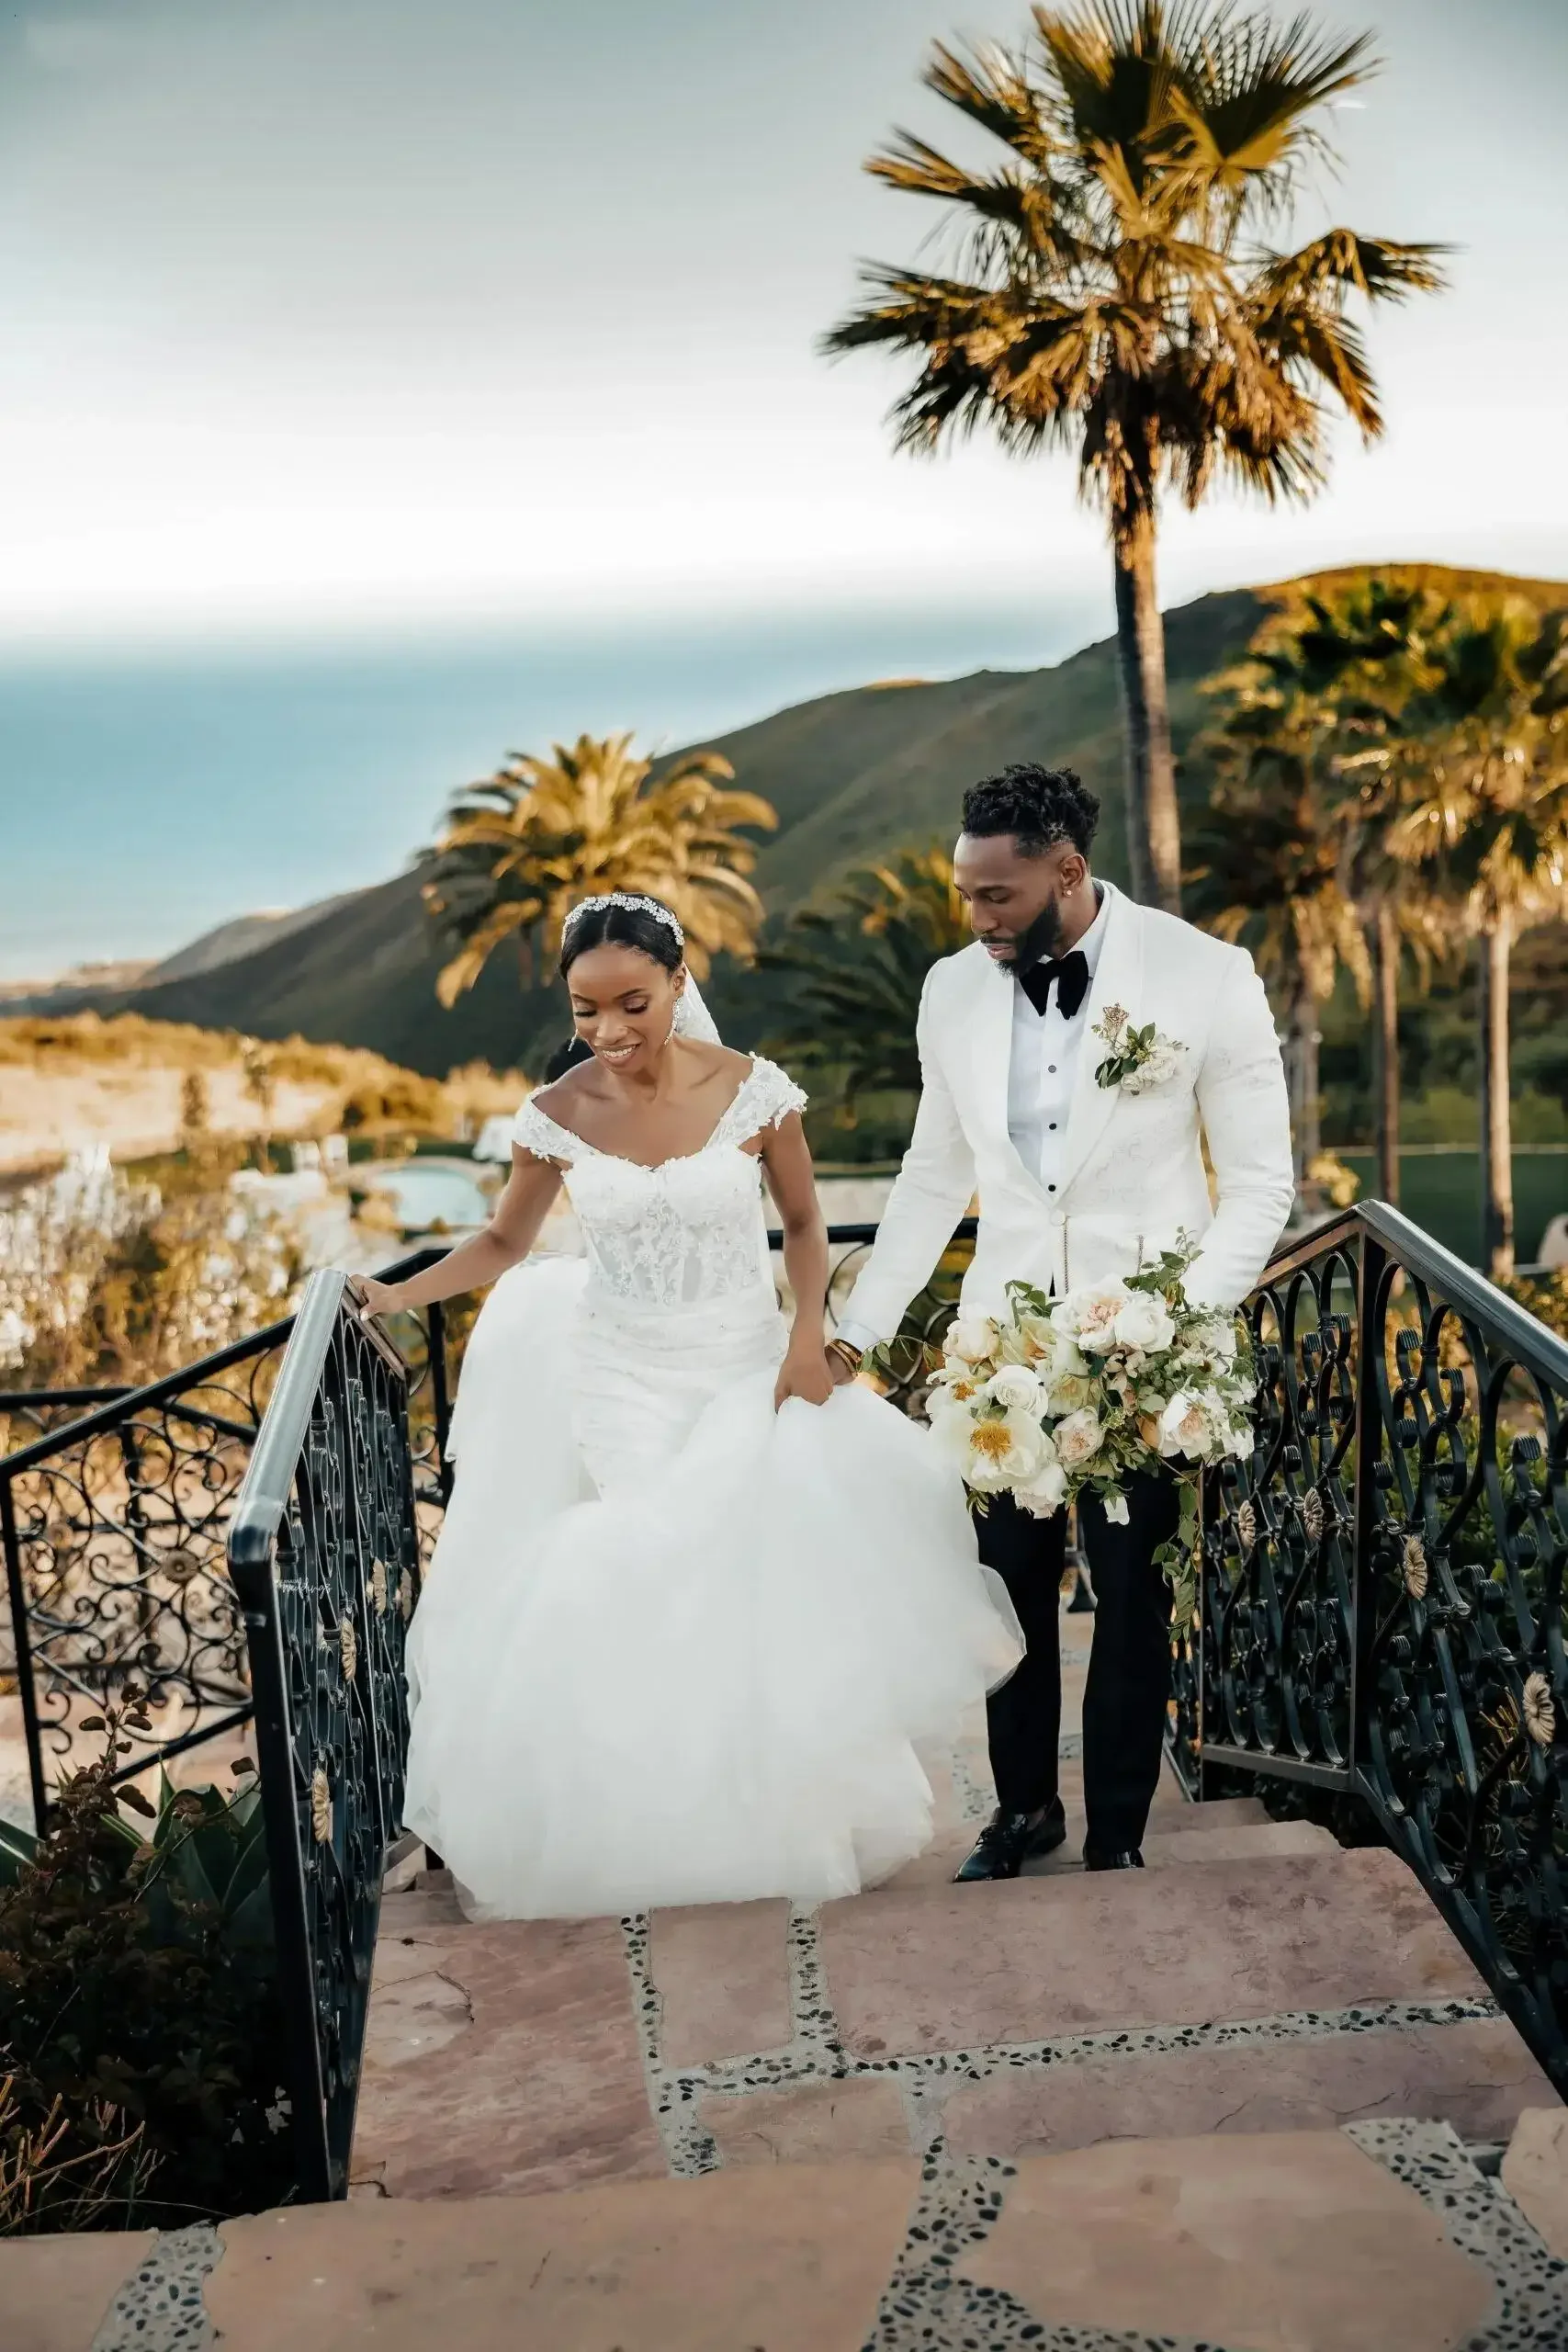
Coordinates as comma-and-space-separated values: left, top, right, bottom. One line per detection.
923, 1244, 1257, 1622
0, 1154, 305, 1390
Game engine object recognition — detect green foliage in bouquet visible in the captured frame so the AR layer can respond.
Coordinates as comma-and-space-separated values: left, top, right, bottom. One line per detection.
923, 1242, 1258, 1630
0, 1692, 294, 2233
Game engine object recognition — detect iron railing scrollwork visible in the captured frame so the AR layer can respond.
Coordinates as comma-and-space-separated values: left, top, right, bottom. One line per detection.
227, 1269, 423, 2202
1171, 1200, 1568, 2091
0, 1248, 457, 1834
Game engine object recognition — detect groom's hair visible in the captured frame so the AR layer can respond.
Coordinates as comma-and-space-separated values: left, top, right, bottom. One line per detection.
961, 763, 1100, 858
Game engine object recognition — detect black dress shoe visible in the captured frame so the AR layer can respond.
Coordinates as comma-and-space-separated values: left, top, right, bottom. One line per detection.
1084, 1846, 1145, 1871
953, 1800, 1066, 1883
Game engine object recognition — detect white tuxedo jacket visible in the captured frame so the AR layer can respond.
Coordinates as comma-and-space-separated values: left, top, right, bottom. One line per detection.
841, 882, 1296, 1337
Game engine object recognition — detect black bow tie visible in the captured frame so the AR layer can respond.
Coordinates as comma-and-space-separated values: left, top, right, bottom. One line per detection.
1019, 948, 1090, 1020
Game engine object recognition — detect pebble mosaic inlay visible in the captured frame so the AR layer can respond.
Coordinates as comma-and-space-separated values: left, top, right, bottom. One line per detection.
88, 2223, 220, 2352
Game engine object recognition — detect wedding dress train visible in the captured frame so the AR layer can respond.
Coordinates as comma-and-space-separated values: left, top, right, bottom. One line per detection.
401, 1057, 1021, 1920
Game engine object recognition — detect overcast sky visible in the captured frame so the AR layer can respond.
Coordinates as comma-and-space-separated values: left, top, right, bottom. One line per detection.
2, 0, 1565, 652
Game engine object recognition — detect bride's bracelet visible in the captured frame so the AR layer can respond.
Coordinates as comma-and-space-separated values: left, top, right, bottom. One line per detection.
826, 1338, 863, 1378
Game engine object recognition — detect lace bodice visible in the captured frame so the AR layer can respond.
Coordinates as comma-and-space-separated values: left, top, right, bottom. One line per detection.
513, 1057, 807, 1310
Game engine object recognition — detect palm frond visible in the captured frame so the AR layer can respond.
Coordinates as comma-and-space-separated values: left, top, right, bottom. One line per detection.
423, 733, 775, 1001
826, 4, 1444, 540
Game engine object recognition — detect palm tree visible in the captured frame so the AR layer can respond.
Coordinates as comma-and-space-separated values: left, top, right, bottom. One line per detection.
1223, 577, 1452, 1203
761, 848, 970, 1114
423, 733, 776, 1006
822, 3, 1446, 913
1385, 607, 1568, 1277
1184, 729, 1368, 1183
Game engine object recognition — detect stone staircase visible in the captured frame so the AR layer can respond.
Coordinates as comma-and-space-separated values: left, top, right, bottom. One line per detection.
12, 1613, 1568, 2350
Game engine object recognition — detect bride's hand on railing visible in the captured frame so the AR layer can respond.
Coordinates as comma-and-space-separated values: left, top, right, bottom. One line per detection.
774, 1341, 836, 1411
354, 1275, 408, 1322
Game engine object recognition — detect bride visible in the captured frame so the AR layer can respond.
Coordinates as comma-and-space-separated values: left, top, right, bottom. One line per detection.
358, 890, 1021, 1920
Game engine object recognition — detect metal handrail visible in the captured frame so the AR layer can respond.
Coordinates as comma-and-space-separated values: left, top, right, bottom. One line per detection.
225, 1266, 423, 2201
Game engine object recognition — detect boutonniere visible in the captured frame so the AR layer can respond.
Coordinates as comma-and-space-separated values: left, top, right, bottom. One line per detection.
1092, 1004, 1187, 1096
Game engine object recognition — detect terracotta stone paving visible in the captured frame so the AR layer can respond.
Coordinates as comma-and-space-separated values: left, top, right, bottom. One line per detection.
354, 1898, 667, 2200
962, 2129, 1497, 2352
10, 1608, 1568, 2348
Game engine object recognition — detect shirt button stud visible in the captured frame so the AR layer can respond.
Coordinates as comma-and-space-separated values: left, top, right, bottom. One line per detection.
1047, 1064, 1057, 1073
1048, 1183, 1057, 1193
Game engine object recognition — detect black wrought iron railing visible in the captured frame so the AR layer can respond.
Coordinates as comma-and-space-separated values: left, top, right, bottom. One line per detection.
0, 1247, 457, 1834
227, 1267, 423, 2202
1170, 1200, 1568, 2091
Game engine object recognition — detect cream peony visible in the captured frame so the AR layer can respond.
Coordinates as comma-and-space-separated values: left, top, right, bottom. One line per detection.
1054, 1408, 1105, 1471
953, 1406, 1055, 1494
1016, 1452, 1068, 1519
1156, 1387, 1223, 1461
946, 1314, 1000, 1366
1121, 1038, 1185, 1095
1052, 1280, 1129, 1356
1112, 1292, 1177, 1353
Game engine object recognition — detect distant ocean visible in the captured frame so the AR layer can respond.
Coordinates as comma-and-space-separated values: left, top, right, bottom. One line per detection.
0, 597, 1099, 983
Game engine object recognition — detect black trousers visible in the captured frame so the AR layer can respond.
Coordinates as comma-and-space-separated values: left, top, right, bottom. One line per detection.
976, 1472, 1179, 1855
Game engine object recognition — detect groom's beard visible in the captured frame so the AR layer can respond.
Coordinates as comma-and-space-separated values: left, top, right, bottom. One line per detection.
988, 895, 1067, 975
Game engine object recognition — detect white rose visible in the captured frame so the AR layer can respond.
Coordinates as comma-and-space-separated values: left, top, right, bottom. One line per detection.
1053, 1280, 1129, 1356
1054, 1408, 1105, 1471
987, 1363, 1047, 1413
1157, 1387, 1217, 1461
1016, 1453, 1068, 1518
1112, 1293, 1177, 1353
946, 1314, 1000, 1366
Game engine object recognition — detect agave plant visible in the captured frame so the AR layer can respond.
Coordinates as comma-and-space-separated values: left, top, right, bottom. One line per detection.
424, 732, 776, 1004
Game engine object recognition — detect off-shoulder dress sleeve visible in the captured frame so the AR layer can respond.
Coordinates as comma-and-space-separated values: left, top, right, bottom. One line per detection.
721, 1057, 808, 1148
512, 1097, 581, 1165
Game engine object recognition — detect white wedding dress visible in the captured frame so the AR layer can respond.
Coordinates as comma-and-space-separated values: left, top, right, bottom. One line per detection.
401, 1056, 1021, 1920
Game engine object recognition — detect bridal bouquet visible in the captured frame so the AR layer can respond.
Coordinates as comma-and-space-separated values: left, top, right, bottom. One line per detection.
922, 1245, 1256, 1623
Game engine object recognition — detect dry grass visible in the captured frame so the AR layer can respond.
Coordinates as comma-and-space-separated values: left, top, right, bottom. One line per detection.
0, 1013, 526, 1174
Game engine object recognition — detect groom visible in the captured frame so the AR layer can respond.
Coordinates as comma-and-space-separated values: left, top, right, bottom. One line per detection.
827, 763, 1294, 1877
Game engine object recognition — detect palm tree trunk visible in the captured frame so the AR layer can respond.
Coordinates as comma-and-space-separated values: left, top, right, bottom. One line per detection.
1477, 916, 1515, 1278
1371, 899, 1401, 1205
1111, 510, 1181, 916
1286, 980, 1323, 1198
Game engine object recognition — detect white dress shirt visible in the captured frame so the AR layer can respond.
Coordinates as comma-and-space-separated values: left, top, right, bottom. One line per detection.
837, 890, 1109, 1354
1005, 888, 1110, 1201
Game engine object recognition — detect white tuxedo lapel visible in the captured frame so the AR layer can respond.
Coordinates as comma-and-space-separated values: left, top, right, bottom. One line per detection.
1057, 886, 1145, 1193
960, 951, 1043, 1188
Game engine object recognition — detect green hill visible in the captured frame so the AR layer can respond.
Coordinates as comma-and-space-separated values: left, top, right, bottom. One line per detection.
74, 563, 1568, 1075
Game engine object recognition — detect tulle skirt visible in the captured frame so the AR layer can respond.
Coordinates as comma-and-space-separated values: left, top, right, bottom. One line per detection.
402, 1257, 1021, 1918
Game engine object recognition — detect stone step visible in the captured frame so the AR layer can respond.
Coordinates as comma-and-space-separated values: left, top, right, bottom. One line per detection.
886, 1788, 1304, 1889
10, 2124, 1552, 2351
819, 1848, 1490, 2058
356, 1846, 1554, 2204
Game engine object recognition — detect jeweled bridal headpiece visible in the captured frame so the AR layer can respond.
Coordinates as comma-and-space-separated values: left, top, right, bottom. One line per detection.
562, 892, 684, 947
